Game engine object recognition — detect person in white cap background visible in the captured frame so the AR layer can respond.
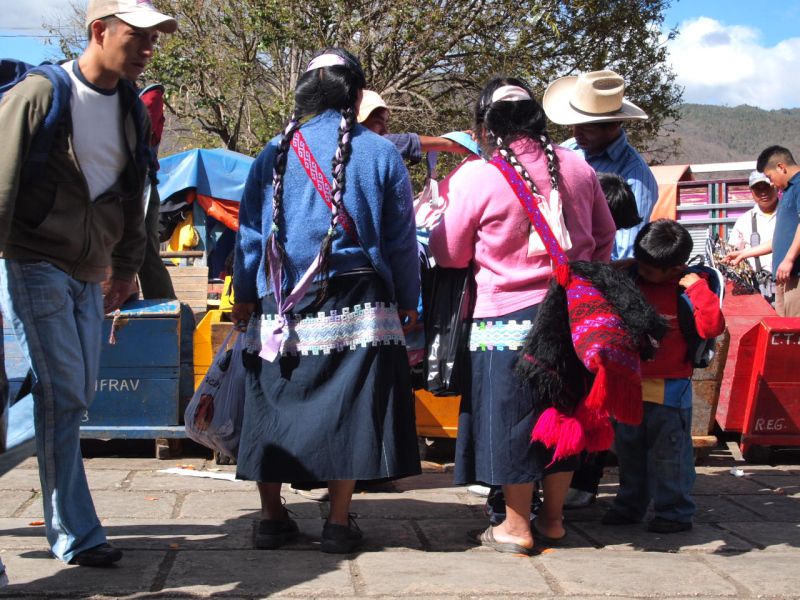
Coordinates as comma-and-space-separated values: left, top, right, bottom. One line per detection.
724, 171, 778, 275
357, 90, 476, 163
543, 70, 659, 510
0, 0, 176, 568
543, 70, 658, 261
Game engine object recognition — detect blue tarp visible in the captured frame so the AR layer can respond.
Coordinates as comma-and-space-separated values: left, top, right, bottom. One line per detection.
157, 148, 255, 203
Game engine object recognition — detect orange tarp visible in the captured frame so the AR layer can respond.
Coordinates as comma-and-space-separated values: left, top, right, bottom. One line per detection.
196, 194, 240, 231
181, 189, 240, 232
649, 164, 693, 221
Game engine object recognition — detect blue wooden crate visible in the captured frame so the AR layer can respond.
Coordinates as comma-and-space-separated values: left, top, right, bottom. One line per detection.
87, 300, 182, 433
3, 300, 185, 439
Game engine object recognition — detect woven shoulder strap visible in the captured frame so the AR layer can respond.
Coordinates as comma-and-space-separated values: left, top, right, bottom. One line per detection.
290, 130, 359, 243
489, 155, 570, 284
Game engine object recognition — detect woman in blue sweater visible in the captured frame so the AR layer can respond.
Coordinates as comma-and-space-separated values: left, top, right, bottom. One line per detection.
232, 48, 421, 554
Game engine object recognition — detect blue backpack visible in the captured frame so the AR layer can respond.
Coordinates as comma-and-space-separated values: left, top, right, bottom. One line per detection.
677, 264, 724, 369
0, 59, 150, 182
0, 60, 73, 184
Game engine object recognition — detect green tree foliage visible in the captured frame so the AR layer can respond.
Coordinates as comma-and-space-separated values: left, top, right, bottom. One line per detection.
48, 0, 682, 161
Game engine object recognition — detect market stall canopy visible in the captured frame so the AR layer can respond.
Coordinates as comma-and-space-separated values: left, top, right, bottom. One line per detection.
157, 148, 255, 231
649, 164, 694, 221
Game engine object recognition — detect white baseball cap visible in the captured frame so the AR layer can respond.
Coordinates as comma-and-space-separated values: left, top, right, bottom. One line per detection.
85, 0, 178, 33
357, 90, 389, 123
748, 170, 770, 188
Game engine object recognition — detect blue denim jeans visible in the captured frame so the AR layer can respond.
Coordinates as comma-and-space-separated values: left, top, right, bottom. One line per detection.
0, 259, 106, 562
612, 402, 696, 523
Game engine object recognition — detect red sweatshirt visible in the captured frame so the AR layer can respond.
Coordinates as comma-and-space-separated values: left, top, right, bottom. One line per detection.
638, 276, 726, 379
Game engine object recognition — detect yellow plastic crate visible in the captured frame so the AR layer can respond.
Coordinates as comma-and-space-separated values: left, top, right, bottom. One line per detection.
414, 390, 460, 438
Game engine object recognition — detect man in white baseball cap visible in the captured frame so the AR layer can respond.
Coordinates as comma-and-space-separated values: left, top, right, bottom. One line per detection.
724, 170, 779, 277
0, 0, 177, 571
85, 0, 178, 33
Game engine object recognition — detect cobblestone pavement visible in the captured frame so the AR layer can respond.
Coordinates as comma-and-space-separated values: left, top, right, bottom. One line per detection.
1, 444, 799, 599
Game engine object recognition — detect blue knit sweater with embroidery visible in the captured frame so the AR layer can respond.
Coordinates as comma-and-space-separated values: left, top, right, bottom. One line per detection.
234, 110, 420, 310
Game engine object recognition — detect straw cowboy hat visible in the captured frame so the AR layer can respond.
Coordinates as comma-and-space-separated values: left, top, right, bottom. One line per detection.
542, 70, 648, 125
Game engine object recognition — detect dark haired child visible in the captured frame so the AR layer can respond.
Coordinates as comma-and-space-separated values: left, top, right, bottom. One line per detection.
597, 172, 642, 230
563, 172, 643, 510
602, 219, 725, 533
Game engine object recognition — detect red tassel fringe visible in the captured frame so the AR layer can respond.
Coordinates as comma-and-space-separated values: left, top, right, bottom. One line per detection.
584, 358, 643, 426
531, 403, 615, 463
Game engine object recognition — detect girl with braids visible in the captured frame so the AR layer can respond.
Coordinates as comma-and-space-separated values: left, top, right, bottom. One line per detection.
232, 48, 421, 554
428, 77, 616, 554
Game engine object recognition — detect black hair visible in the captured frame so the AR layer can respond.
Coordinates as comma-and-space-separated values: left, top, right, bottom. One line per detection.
87, 15, 122, 43
269, 47, 365, 299
634, 218, 693, 269
597, 172, 642, 230
474, 77, 559, 196
756, 145, 797, 172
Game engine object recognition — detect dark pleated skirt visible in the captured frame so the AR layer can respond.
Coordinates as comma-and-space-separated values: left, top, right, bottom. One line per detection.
236, 272, 421, 484
454, 304, 579, 486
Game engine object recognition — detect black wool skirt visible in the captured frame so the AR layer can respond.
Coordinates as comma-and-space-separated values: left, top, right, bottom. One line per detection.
236, 272, 421, 484
454, 304, 579, 486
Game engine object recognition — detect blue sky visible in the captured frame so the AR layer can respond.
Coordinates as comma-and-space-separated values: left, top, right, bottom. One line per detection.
2, 1, 799, 109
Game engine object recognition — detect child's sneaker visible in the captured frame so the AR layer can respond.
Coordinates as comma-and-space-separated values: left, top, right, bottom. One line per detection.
483, 485, 542, 525
563, 488, 595, 509
483, 486, 506, 525
647, 517, 692, 533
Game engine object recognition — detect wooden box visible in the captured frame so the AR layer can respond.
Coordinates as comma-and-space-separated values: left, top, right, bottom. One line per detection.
82, 300, 182, 436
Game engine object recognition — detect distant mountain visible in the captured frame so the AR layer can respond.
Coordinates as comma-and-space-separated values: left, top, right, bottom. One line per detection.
664, 104, 800, 166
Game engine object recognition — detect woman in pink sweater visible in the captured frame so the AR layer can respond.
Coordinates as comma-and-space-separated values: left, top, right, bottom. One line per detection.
429, 77, 616, 554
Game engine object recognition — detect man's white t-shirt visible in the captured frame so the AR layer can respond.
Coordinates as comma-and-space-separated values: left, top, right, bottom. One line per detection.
62, 60, 127, 202
727, 206, 777, 272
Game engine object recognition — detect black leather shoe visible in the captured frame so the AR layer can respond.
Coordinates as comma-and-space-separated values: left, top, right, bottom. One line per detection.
321, 515, 363, 554
647, 517, 692, 533
254, 517, 299, 549
70, 543, 122, 567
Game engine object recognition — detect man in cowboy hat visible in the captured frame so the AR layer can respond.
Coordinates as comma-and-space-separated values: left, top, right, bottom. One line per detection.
542, 69, 659, 510
543, 70, 658, 261
0, 0, 176, 568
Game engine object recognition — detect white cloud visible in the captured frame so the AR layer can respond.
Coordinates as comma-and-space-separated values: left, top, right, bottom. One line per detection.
0, 0, 81, 30
667, 17, 800, 109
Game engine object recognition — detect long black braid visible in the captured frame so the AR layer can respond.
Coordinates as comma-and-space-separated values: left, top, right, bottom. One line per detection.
268, 112, 301, 275
315, 104, 357, 300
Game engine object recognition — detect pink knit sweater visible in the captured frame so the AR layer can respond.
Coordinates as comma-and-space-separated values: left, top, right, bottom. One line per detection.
429, 139, 616, 318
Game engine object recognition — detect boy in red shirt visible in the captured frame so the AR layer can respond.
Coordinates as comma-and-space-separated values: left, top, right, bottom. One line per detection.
602, 219, 725, 533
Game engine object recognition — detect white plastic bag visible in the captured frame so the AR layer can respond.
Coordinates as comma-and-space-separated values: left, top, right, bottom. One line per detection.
184, 329, 245, 459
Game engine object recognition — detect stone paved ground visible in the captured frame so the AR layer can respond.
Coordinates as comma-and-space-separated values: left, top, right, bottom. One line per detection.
1, 443, 799, 599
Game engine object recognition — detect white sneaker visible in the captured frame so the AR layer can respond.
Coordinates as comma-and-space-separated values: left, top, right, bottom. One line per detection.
289, 485, 329, 502
563, 488, 595, 509
467, 484, 491, 498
